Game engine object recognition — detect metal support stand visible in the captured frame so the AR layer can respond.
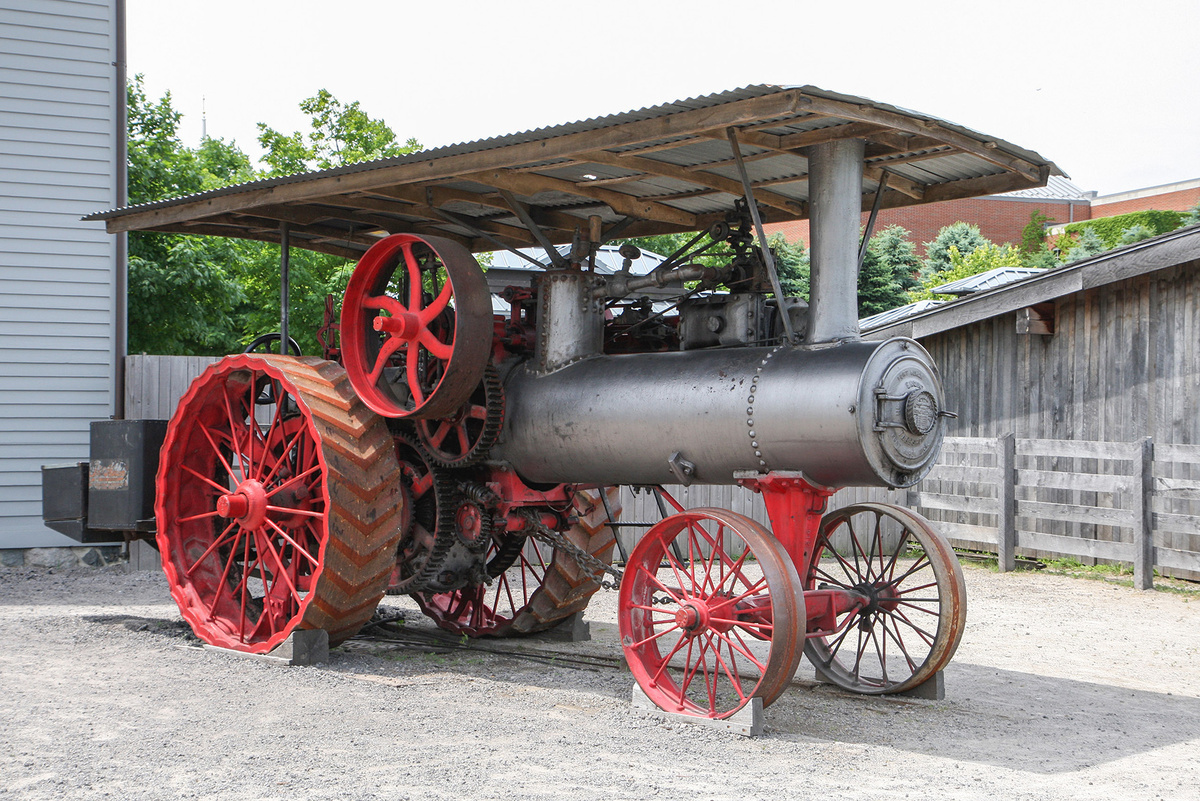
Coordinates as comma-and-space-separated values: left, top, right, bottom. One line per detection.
202, 629, 329, 666
630, 684, 764, 737
279, 222, 291, 356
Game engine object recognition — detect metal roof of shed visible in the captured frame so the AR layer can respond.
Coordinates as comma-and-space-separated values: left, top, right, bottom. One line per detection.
87, 84, 1062, 258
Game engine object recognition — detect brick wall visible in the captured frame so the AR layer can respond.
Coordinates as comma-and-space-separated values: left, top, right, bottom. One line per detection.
766, 197, 1091, 255
1092, 186, 1200, 217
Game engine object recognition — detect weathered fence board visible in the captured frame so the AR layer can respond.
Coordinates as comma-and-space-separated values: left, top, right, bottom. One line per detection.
1017, 530, 1135, 562
1016, 500, 1137, 529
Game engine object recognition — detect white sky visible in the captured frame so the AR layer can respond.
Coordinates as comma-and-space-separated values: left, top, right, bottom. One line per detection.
127, 0, 1200, 197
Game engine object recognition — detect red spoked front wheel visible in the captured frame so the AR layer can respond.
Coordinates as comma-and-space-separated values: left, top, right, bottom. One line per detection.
619, 508, 804, 719
340, 233, 491, 420
155, 355, 403, 653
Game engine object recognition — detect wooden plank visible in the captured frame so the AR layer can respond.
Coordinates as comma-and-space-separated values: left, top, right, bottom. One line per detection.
998, 432, 1016, 572
465, 169, 698, 229
1016, 499, 1137, 529
1156, 443, 1200, 462
1016, 438, 1139, 461
1134, 437, 1154, 589
1153, 511, 1200, 536
939, 521, 1001, 546
1152, 479, 1200, 502
924, 464, 1000, 484
1016, 530, 1135, 562
939, 436, 1000, 450
1154, 545, 1200, 574
1014, 468, 1133, 495
917, 493, 999, 515
574, 149, 803, 215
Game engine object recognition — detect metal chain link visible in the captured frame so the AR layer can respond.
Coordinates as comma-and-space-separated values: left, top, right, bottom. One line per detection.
517, 511, 675, 604
519, 510, 623, 582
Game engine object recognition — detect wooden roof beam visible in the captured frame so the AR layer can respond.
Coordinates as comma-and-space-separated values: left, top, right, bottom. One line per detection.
573, 149, 804, 216
796, 95, 1044, 182
465, 169, 699, 229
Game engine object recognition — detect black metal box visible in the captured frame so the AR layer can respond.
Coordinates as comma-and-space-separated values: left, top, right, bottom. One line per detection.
43, 462, 87, 522
87, 420, 168, 530
41, 462, 116, 543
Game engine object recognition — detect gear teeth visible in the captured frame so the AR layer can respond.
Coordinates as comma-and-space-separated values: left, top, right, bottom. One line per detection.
388, 435, 461, 594
413, 487, 622, 638
416, 363, 504, 468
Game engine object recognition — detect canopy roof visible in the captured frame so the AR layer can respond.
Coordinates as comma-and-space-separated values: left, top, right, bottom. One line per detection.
88, 84, 1062, 259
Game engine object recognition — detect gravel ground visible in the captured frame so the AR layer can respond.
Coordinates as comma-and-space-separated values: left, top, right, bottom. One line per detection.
1, 562, 1198, 801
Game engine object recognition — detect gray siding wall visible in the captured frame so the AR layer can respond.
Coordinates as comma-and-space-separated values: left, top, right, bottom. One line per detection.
1, 0, 119, 547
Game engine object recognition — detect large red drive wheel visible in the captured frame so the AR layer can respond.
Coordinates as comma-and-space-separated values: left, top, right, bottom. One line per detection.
804, 503, 966, 694
415, 488, 620, 637
155, 355, 404, 653
619, 508, 804, 719
341, 233, 492, 420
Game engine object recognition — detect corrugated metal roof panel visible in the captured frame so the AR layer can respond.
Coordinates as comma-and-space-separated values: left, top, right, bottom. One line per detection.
932, 266, 1047, 295
88, 84, 1061, 257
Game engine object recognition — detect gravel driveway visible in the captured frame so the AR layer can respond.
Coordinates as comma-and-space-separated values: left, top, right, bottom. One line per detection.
1, 563, 1197, 801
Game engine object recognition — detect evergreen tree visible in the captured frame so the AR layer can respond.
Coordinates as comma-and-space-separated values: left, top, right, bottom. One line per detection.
1067, 227, 1107, 262
1118, 223, 1156, 246
922, 222, 989, 280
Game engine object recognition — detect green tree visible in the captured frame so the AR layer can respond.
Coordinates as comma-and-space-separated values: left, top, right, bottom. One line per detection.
1118, 223, 1156, 246
909, 242, 1025, 301
1066, 227, 1107, 262
257, 89, 421, 175
1185, 202, 1200, 225
922, 222, 989, 281
245, 91, 423, 351
126, 75, 247, 355
769, 233, 810, 298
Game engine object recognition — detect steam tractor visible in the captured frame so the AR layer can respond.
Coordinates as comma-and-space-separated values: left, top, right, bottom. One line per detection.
80, 85, 1061, 721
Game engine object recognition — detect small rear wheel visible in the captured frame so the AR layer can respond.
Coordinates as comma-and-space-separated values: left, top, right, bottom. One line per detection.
804, 503, 966, 694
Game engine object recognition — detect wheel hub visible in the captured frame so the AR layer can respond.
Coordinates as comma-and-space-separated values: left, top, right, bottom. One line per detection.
217, 479, 268, 529
373, 312, 421, 340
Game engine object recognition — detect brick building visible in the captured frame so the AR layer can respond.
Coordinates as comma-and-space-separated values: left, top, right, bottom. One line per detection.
765, 175, 1200, 253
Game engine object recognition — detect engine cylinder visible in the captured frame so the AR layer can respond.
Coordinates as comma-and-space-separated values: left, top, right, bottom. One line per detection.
491, 338, 947, 489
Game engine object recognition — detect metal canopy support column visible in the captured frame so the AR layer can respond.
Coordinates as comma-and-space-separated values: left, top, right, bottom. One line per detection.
807, 139, 865, 345
280, 223, 290, 355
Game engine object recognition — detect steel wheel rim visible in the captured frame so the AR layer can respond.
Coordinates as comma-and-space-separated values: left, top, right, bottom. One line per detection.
619, 508, 803, 719
804, 503, 967, 694
340, 233, 491, 420
156, 356, 329, 653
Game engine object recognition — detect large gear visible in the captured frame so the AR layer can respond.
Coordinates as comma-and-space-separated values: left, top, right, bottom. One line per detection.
414, 363, 504, 468
387, 436, 460, 595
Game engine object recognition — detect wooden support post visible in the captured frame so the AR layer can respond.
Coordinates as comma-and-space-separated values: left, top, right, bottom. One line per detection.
1133, 437, 1155, 590
997, 433, 1016, 572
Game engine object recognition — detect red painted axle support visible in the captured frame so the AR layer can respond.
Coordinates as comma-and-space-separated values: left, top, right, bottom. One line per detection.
735, 471, 869, 637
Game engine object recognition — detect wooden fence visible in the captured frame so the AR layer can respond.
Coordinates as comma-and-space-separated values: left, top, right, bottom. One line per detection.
126, 358, 1199, 585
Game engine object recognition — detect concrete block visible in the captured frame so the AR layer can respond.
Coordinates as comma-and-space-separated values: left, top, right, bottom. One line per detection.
0, 549, 25, 567
631, 683, 764, 737
897, 670, 944, 700
202, 629, 329, 667
539, 611, 590, 642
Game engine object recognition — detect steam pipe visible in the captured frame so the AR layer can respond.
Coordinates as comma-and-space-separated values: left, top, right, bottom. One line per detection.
806, 139, 865, 344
